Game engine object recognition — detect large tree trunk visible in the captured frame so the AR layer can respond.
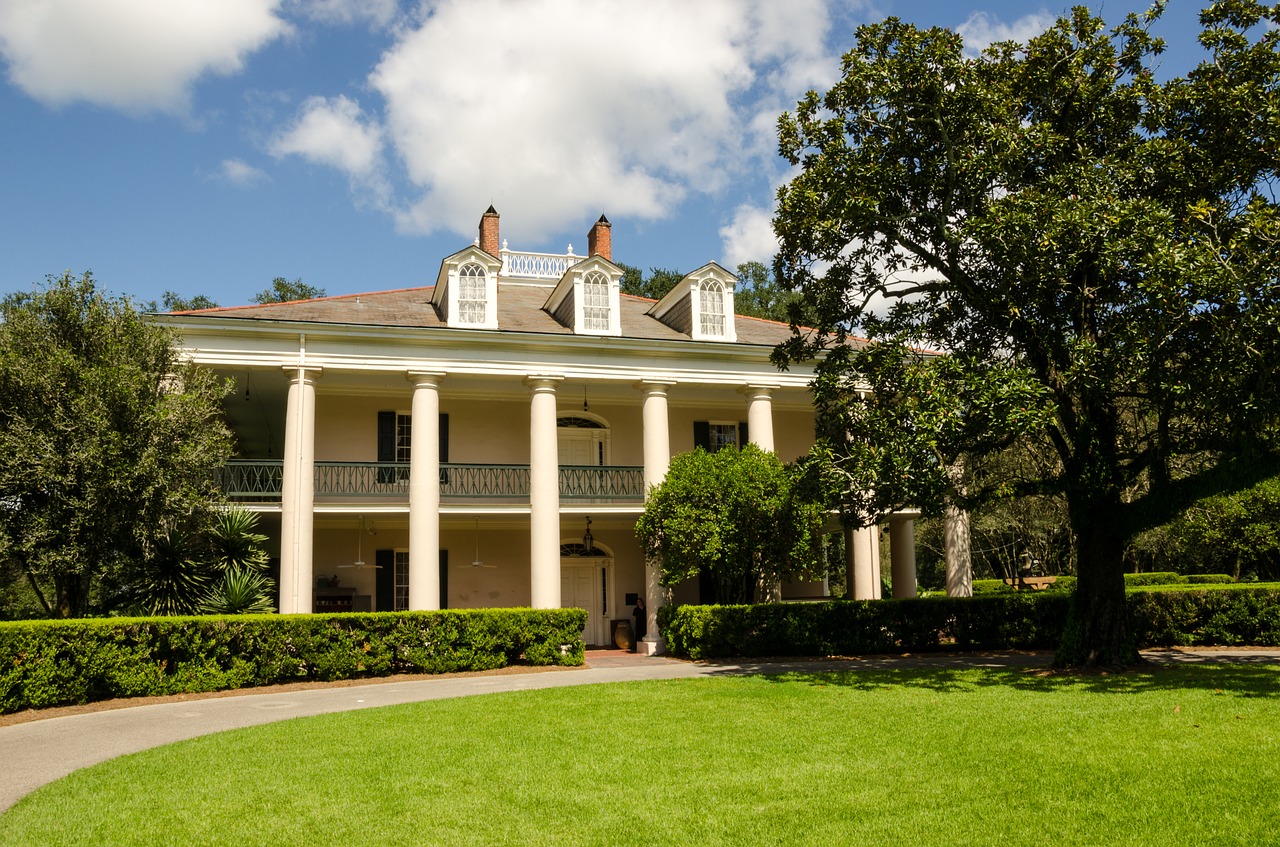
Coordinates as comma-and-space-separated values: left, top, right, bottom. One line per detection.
1054, 486, 1139, 668
54, 573, 92, 618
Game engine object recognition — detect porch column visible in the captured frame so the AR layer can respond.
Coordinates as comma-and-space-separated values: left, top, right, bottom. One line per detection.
527, 375, 563, 608
279, 365, 321, 614
637, 380, 674, 655
740, 384, 778, 453
408, 372, 445, 610
742, 384, 781, 600
847, 524, 879, 600
944, 503, 973, 597
888, 513, 919, 598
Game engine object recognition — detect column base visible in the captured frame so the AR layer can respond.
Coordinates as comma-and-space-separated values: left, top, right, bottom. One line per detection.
638, 636, 666, 657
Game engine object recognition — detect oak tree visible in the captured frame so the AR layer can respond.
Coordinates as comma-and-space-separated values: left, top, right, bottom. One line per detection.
772, 1, 1280, 666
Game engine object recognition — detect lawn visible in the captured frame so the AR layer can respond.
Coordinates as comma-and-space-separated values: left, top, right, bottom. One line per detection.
1, 664, 1277, 846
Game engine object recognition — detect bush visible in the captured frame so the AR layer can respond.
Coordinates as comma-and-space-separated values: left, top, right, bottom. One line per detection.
972, 576, 1076, 594
1128, 587, 1280, 647
659, 586, 1280, 659
1125, 572, 1186, 586
0, 608, 586, 714
659, 595, 1070, 659
1186, 574, 1235, 585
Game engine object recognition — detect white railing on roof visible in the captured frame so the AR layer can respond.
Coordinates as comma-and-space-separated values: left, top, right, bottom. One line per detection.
500, 242, 583, 280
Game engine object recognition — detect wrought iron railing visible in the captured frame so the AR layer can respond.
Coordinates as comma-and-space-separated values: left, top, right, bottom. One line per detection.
217, 460, 643, 503
560, 465, 645, 500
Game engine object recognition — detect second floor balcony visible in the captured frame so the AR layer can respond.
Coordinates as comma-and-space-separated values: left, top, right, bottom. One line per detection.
216, 460, 645, 505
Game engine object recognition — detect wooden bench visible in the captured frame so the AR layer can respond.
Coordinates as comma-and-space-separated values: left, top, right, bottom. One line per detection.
1002, 576, 1058, 592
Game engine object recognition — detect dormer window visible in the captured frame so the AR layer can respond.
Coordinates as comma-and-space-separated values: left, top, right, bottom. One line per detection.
458, 263, 487, 325
583, 271, 611, 331
543, 255, 623, 336
646, 262, 738, 342
698, 280, 726, 337
433, 246, 501, 329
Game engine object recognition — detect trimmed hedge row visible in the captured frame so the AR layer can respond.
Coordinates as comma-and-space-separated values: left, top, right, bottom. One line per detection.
659, 587, 1280, 659
0, 608, 587, 714
659, 594, 1069, 659
972, 576, 1076, 594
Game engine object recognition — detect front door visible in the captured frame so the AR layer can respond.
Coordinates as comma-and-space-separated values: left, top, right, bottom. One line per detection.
561, 563, 609, 646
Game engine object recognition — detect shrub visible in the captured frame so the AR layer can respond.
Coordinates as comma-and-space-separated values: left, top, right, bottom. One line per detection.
1124, 572, 1186, 586
972, 576, 1076, 594
659, 586, 1280, 659
0, 608, 586, 714
1186, 574, 1235, 585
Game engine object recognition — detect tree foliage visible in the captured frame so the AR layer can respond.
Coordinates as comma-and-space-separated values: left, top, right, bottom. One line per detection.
635, 445, 826, 603
733, 261, 802, 324
772, 1, 1280, 666
618, 264, 684, 301
0, 272, 234, 617
253, 277, 325, 304
160, 291, 218, 312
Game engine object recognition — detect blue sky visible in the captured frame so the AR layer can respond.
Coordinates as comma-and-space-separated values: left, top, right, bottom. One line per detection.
0, 0, 1213, 309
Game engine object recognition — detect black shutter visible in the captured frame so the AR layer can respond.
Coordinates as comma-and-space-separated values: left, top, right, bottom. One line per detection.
693, 420, 710, 451
439, 413, 450, 486
377, 411, 396, 483
738, 421, 749, 450
374, 549, 394, 611
439, 549, 449, 610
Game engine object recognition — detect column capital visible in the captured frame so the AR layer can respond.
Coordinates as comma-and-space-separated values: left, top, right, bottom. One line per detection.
738, 383, 780, 397
886, 509, 922, 523
406, 370, 446, 387
634, 379, 676, 395
281, 365, 323, 381
524, 374, 564, 391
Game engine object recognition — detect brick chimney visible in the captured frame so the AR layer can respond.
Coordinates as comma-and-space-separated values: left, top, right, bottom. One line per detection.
478, 205, 500, 257
587, 214, 611, 261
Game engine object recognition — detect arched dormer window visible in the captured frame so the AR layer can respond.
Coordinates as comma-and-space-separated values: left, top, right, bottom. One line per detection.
583, 271, 610, 331
699, 279, 726, 337
458, 263, 487, 325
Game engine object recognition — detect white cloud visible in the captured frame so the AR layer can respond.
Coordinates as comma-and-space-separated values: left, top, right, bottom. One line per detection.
217, 158, 269, 187
269, 95, 384, 175
956, 10, 1054, 57
720, 204, 779, 269
346, 0, 844, 244
0, 0, 289, 113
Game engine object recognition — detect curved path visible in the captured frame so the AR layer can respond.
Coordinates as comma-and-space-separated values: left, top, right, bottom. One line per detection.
2, 647, 1276, 813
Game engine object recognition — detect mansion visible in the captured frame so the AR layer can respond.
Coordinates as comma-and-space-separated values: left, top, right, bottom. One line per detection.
158, 209, 918, 652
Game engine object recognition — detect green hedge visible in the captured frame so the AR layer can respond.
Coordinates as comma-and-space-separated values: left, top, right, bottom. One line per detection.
659, 588, 1280, 659
972, 576, 1077, 594
1125, 572, 1186, 586
1186, 574, 1235, 585
0, 608, 587, 714
659, 594, 1069, 660
1129, 588, 1280, 647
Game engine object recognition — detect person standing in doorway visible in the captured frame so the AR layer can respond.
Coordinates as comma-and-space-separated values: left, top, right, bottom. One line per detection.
631, 596, 646, 652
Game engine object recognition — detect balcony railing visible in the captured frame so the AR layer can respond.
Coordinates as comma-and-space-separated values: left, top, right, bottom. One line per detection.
500, 248, 582, 280
216, 460, 644, 503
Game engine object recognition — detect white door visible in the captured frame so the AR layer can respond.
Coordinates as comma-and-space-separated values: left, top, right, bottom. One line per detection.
561, 564, 607, 646
558, 429, 602, 466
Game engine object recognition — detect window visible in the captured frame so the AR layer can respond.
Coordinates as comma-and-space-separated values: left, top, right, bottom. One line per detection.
458, 263, 487, 325
378, 412, 449, 483
583, 271, 610, 331
394, 550, 410, 611
699, 280, 726, 337
694, 420, 747, 453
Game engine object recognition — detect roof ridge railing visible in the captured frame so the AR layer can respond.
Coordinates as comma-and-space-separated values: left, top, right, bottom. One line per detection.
500, 244, 583, 280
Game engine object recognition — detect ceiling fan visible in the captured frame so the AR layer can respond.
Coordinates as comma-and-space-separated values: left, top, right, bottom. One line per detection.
468, 518, 498, 568
339, 517, 382, 570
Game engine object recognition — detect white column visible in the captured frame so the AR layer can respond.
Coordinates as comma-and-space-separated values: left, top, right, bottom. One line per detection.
527, 375, 563, 608
945, 503, 973, 597
742, 384, 782, 600
408, 372, 445, 610
740, 384, 778, 453
279, 365, 321, 614
637, 380, 674, 655
849, 525, 879, 600
888, 514, 918, 598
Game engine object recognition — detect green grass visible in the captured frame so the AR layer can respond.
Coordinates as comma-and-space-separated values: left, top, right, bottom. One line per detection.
2, 665, 1278, 846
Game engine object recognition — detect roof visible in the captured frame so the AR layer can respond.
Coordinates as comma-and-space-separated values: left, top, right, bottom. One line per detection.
168, 283, 803, 347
